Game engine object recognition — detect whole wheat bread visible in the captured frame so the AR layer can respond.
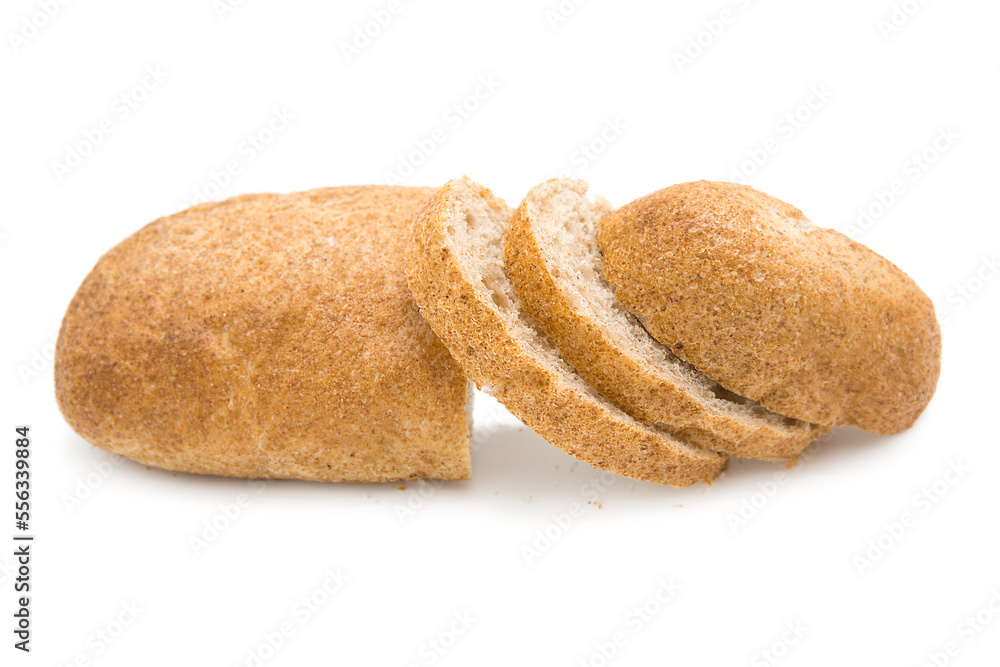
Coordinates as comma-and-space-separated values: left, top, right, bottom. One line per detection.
56, 186, 472, 482
599, 181, 941, 434
404, 177, 726, 486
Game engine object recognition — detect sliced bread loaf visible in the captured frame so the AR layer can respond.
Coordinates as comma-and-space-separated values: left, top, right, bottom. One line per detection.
404, 177, 727, 486
504, 179, 827, 461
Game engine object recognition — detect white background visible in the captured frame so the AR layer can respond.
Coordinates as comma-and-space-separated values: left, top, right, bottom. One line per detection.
2, 0, 999, 665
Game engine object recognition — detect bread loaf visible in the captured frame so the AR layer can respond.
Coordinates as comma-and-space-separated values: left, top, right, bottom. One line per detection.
55, 186, 472, 482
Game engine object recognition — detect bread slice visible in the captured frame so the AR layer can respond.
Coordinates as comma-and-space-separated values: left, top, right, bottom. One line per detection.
56, 186, 472, 482
598, 181, 941, 434
504, 179, 827, 461
404, 177, 726, 486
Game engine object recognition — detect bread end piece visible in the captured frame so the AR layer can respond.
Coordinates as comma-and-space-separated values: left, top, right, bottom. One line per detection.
599, 180, 941, 434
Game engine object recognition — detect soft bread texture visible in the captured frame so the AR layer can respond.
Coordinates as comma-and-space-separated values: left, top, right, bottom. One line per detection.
56, 186, 472, 482
599, 181, 941, 434
504, 179, 827, 461
404, 177, 726, 486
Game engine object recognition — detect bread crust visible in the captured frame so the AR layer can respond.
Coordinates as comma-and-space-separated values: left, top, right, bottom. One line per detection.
55, 186, 472, 482
598, 181, 941, 434
505, 179, 826, 461
404, 178, 726, 486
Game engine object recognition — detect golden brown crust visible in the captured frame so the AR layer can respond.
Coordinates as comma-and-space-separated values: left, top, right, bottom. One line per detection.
404, 178, 726, 486
598, 181, 941, 434
504, 179, 826, 461
55, 186, 471, 482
